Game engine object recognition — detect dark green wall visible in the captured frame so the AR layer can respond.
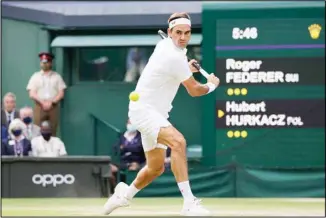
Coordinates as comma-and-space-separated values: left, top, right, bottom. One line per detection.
1, 18, 49, 108
1, 18, 202, 155
60, 83, 202, 156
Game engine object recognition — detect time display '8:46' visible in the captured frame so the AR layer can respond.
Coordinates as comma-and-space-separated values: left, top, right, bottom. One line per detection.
232, 27, 258, 39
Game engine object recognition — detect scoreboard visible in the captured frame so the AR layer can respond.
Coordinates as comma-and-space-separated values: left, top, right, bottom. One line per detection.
201, 2, 325, 167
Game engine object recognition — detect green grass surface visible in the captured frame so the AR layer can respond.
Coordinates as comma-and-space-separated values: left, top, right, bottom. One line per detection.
2, 198, 325, 216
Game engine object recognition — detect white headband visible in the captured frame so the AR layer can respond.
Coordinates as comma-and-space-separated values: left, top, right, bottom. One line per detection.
169, 18, 191, 29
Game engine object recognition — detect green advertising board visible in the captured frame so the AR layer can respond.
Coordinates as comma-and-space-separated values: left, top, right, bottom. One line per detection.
202, 2, 325, 167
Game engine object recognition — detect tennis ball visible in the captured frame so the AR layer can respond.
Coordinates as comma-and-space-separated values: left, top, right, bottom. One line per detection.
129, 91, 140, 102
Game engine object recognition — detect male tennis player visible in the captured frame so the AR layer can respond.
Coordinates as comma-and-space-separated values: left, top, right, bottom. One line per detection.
104, 12, 220, 216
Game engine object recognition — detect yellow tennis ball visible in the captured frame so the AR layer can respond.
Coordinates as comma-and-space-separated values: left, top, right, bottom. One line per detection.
129, 91, 140, 102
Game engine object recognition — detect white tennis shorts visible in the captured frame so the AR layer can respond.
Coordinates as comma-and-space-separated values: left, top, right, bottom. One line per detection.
129, 106, 171, 152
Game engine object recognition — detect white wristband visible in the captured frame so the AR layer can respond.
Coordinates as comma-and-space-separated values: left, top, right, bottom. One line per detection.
206, 82, 216, 94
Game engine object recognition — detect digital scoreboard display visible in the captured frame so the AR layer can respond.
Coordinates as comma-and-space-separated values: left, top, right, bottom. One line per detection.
209, 13, 325, 167
216, 18, 325, 45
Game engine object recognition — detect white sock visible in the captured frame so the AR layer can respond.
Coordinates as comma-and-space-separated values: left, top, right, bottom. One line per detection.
178, 181, 195, 200
124, 183, 140, 200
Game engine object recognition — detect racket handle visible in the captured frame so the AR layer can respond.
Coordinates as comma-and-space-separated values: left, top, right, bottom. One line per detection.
190, 60, 209, 79
198, 67, 210, 79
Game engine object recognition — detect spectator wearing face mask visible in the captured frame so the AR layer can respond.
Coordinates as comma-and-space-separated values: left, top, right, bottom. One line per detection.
2, 118, 31, 156
118, 119, 145, 170
31, 120, 67, 157
20, 106, 41, 141
109, 119, 145, 192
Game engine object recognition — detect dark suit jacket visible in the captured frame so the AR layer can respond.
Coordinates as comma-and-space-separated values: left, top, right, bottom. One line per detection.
2, 138, 31, 156
1, 125, 8, 144
1, 109, 19, 128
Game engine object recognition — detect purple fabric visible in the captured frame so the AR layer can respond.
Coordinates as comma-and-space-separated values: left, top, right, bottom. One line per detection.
119, 131, 145, 165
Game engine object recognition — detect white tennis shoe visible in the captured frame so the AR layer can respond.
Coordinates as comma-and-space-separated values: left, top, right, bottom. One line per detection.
181, 198, 211, 216
103, 182, 130, 215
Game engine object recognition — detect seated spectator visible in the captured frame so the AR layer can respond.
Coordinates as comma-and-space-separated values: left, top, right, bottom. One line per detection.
1, 125, 8, 144
118, 119, 145, 170
31, 121, 67, 157
1, 92, 19, 128
20, 106, 41, 140
2, 118, 31, 156
109, 119, 145, 191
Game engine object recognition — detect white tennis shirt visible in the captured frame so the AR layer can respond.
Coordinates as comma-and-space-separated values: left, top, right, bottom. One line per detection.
129, 38, 192, 118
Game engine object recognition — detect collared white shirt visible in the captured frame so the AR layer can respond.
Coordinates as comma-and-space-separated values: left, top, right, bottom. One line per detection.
26, 125, 33, 138
26, 70, 67, 100
23, 124, 41, 141
31, 136, 67, 157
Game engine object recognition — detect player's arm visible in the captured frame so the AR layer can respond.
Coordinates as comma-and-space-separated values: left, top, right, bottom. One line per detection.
172, 57, 219, 97
182, 74, 220, 97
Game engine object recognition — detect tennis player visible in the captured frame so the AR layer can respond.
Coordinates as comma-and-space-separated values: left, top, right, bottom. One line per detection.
104, 12, 219, 216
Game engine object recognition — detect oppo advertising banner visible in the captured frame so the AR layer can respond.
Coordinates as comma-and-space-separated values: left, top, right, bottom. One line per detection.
1, 157, 111, 198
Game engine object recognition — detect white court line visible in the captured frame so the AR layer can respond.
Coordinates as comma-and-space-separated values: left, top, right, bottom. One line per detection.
3, 206, 325, 217
281, 198, 325, 203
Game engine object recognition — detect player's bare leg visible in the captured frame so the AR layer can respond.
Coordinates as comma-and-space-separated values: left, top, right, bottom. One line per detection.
103, 148, 166, 215
130, 148, 166, 190
158, 126, 189, 181
158, 126, 211, 216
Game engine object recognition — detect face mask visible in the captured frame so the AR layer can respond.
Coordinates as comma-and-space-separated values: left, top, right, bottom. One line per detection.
126, 124, 137, 132
23, 117, 32, 124
41, 132, 52, 141
12, 129, 22, 137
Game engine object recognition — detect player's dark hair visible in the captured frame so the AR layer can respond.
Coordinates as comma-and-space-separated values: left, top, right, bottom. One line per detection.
168, 12, 191, 24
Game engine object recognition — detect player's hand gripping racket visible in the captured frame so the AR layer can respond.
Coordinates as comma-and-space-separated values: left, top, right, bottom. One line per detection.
158, 30, 210, 79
